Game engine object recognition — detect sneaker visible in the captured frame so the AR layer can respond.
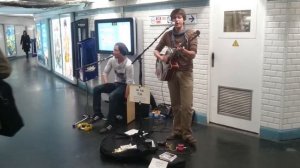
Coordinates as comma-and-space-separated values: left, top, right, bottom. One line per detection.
183, 135, 197, 147
99, 125, 112, 134
116, 115, 123, 120
92, 114, 106, 123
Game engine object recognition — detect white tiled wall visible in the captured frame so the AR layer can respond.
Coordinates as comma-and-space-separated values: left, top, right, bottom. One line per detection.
284, 1, 300, 129
262, 0, 300, 130
126, 6, 210, 116
77, 4, 210, 118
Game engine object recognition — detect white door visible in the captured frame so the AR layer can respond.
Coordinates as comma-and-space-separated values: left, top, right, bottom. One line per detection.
210, 0, 265, 133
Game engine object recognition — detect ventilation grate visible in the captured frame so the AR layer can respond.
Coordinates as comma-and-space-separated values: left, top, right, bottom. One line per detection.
218, 86, 252, 120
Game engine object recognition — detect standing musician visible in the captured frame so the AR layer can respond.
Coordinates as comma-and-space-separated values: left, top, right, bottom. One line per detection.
154, 8, 198, 146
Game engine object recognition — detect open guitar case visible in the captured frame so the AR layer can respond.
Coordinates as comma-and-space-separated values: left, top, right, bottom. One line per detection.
100, 132, 157, 162
100, 132, 186, 167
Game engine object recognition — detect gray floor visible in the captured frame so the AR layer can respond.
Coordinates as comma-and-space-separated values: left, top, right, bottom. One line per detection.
1, 57, 300, 168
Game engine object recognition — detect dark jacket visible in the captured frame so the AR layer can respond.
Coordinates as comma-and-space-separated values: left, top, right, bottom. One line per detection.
20, 35, 31, 52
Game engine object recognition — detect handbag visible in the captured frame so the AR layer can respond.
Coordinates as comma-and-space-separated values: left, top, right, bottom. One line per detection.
0, 80, 24, 137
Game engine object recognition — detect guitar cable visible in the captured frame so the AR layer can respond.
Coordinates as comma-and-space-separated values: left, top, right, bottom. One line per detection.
161, 81, 166, 104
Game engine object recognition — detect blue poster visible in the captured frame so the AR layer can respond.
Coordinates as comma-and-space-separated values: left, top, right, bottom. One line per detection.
36, 22, 43, 64
41, 20, 50, 68
5, 25, 17, 57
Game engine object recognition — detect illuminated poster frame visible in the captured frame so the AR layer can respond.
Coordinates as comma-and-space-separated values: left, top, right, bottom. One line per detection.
36, 22, 43, 61
60, 16, 73, 80
5, 25, 17, 57
41, 20, 51, 69
36, 20, 51, 69
51, 18, 63, 75
50, 14, 75, 83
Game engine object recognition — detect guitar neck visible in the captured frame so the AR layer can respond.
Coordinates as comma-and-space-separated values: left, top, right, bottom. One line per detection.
175, 30, 200, 48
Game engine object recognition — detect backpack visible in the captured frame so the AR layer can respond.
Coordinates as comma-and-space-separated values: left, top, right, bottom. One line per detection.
0, 80, 24, 137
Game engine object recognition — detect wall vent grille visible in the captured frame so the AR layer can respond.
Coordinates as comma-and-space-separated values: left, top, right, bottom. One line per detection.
218, 86, 252, 120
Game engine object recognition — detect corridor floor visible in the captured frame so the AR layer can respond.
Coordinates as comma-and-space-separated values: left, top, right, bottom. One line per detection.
1, 58, 300, 168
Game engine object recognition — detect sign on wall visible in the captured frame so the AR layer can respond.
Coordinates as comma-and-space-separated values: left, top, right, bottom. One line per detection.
150, 14, 197, 26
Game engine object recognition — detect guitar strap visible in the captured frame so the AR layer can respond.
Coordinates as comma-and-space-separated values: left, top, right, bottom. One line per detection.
171, 30, 189, 60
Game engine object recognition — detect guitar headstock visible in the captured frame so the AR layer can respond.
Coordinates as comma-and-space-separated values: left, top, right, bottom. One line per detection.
194, 30, 200, 36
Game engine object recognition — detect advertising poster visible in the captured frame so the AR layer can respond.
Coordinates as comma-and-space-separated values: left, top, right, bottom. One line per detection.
60, 16, 73, 80
5, 25, 17, 57
51, 18, 63, 75
41, 20, 50, 68
36, 22, 44, 64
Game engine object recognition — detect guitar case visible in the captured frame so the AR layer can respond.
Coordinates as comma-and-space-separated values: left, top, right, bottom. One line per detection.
100, 133, 158, 162
100, 133, 186, 167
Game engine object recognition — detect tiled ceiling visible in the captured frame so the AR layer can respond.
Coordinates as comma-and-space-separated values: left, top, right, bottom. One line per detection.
0, 0, 88, 15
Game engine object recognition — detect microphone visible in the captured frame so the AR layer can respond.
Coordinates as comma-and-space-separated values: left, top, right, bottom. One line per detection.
75, 55, 113, 71
100, 55, 113, 62
166, 22, 175, 29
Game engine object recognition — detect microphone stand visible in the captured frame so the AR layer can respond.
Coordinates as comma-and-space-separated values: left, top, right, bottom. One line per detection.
132, 25, 172, 85
72, 55, 113, 128
131, 25, 172, 131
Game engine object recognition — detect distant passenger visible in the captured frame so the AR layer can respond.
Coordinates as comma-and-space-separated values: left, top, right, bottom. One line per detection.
20, 30, 31, 59
92, 42, 134, 134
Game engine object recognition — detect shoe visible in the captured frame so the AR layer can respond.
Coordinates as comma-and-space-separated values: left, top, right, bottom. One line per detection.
166, 133, 182, 140
183, 135, 197, 147
92, 114, 106, 123
116, 115, 123, 120
99, 125, 112, 134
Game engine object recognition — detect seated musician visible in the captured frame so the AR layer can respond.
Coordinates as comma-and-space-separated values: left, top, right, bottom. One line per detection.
92, 42, 134, 134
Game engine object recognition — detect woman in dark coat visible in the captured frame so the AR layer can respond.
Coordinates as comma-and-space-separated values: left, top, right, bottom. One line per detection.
20, 30, 30, 59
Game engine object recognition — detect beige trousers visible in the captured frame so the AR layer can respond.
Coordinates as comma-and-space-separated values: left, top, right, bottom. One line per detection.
168, 70, 194, 138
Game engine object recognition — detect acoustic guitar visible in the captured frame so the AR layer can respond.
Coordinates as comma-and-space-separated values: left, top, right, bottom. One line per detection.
155, 30, 200, 81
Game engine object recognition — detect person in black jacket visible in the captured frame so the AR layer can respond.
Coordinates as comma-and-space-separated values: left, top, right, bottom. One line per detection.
20, 30, 31, 59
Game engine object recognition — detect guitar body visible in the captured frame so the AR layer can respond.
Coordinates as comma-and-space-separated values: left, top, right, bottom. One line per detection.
155, 48, 179, 81
155, 30, 200, 81
155, 59, 176, 81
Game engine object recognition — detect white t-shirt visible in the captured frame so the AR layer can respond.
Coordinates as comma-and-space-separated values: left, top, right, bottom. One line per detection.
103, 57, 134, 84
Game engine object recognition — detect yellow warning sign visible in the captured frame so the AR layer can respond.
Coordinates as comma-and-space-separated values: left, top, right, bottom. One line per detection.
232, 40, 239, 47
